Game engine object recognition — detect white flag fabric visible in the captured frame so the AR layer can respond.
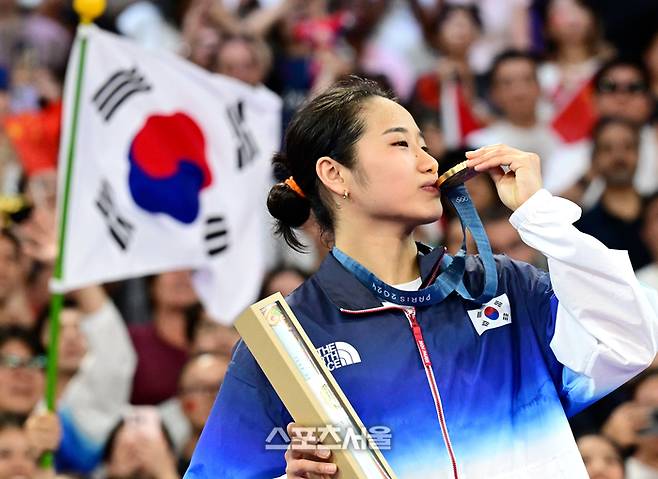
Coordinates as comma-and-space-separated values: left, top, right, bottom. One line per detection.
55, 25, 281, 324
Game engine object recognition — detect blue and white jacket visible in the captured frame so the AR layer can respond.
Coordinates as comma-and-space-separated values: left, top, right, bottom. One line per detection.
185, 190, 658, 478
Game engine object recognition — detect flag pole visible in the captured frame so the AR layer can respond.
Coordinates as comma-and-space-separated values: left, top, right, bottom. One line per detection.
41, 0, 106, 469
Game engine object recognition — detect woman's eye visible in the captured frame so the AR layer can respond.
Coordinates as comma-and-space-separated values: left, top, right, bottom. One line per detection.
392, 141, 408, 147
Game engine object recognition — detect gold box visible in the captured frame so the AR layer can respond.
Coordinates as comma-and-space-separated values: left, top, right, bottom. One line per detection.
235, 293, 397, 479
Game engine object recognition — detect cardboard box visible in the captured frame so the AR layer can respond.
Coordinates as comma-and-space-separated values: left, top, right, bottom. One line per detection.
235, 293, 397, 479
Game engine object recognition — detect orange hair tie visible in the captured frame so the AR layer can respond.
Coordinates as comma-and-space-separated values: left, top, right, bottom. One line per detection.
284, 176, 306, 199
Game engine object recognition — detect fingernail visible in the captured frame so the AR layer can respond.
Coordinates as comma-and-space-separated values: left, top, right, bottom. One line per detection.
322, 463, 337, 474
318, 448, 331, 458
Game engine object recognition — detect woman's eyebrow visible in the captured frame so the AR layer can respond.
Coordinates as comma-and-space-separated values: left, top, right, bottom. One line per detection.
382, 126, 425, 140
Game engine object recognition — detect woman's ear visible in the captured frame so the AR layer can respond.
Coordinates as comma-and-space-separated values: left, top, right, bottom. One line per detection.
316, 156, 347, 197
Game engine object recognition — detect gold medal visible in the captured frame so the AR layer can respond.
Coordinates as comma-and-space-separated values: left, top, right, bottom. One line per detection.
436, 160, 478, 188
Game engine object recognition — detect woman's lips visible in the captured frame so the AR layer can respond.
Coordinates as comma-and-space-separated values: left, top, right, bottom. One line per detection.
421, 184, 440, 195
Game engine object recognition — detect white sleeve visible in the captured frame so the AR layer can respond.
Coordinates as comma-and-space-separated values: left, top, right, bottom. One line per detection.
59, 300, 138, 445
509, 189, 658, 404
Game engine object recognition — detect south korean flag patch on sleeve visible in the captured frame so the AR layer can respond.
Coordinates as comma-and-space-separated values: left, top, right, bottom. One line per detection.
467, 294, 512, 336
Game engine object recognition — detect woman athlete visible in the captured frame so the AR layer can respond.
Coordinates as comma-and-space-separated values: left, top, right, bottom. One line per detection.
184, 78, 658, 479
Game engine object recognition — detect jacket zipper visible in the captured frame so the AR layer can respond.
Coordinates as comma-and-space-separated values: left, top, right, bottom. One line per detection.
404, 307, 460, 479
341, 305, 460, 477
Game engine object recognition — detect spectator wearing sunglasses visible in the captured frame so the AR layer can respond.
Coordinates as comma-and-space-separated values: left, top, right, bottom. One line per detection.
7, 203, 139, 475
544, 58, 657, 208
0, 326, 45, 418
594, 58, 652, 126
33, 285, 137, 475
0, 326, 61, 466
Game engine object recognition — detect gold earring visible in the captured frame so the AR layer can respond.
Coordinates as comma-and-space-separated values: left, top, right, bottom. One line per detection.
343, 190, 349, 200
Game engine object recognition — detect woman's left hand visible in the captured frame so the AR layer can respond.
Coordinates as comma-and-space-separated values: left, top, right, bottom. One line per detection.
465, 144, 543, 211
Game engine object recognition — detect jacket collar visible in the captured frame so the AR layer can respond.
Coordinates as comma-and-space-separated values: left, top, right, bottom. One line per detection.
314, 243, 446, 312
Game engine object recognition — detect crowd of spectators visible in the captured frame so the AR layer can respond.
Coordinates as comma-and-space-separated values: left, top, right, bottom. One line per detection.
0, 0, 657, 477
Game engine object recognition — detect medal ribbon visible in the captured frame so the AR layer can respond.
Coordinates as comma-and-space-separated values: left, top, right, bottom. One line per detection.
332, 185, 497, 306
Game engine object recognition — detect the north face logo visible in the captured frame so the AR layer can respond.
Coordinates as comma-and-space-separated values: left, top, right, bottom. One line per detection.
317, 341, 362, 371
467, 293, 512, 336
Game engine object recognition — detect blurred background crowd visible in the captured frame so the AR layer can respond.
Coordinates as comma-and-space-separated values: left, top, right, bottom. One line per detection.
0, 0, 657, 477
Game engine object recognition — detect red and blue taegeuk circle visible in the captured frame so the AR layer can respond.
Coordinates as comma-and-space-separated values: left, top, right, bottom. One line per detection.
483, 306, 499, 320
128, 112, 212, 224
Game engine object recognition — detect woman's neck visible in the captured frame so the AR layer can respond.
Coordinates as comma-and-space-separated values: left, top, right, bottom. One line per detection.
334, 224, 420, 285
556, 43, 590, 65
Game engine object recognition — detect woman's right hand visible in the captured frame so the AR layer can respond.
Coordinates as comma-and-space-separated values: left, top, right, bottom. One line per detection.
285, 422, 338, 478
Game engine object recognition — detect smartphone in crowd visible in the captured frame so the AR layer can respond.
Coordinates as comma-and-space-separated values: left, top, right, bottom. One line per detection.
123, 406, 163, 441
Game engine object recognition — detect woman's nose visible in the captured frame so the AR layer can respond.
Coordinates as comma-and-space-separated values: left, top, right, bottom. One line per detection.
419, 149, 438, 174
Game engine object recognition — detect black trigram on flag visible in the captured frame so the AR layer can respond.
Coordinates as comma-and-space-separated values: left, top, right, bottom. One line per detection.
205, 216, 229, 256
227, 101, 258, 169
92, 68, 151, 121
96, 180, 134, 250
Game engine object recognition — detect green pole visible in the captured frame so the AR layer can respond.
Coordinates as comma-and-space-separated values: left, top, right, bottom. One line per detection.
41, 31, 89, 469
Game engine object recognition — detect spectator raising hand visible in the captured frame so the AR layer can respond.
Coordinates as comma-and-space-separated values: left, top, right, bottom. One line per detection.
11, 203, 137, 473
24, 410, 61, 460
104, 407, 178, 479
14, 206, 57, 266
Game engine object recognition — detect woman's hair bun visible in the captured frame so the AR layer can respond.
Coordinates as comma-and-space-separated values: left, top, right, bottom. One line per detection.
268, 152, 311, 251
272, 157, 292, 182
267, 181, 310, 228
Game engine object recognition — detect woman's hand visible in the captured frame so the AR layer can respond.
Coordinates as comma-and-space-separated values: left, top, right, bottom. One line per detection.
285, 422, 337, 478
465, 144, 543, 211
25, 411, 62, 458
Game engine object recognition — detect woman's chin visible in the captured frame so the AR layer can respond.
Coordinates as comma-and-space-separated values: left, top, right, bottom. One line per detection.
420, 207, 443, 224
412, 212, 443, 228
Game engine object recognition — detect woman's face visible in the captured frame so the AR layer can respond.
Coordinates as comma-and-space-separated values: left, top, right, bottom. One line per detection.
343, 97, 442, 230
577, 435, 625, 479
152, 271, 198, 310
438, 9, 479, 57
547, 0, 594, 47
